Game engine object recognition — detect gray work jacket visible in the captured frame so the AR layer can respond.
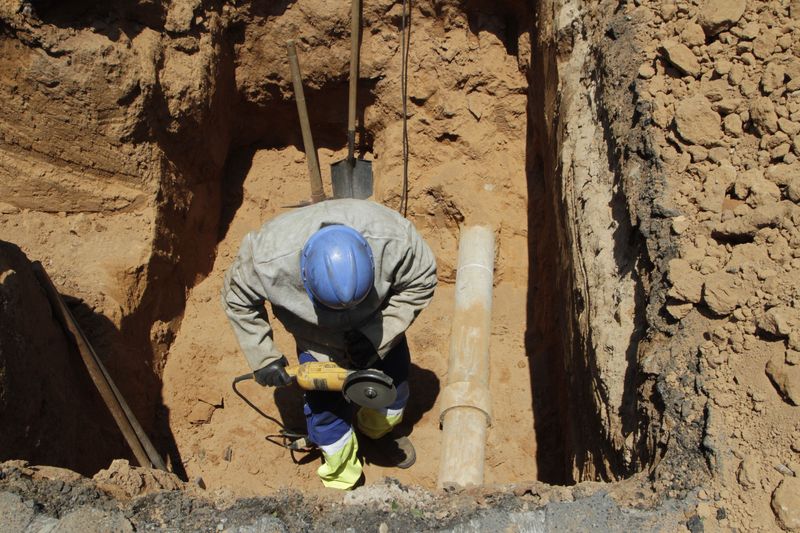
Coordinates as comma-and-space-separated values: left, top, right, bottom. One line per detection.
221, 199, 437, 371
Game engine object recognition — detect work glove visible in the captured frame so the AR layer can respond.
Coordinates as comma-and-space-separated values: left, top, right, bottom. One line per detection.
344, 330, 378, 369
253, 356, 292, 387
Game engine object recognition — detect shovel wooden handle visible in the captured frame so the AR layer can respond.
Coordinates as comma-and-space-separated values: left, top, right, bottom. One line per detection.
347, 0, 361, 161
287, 40, 325, 203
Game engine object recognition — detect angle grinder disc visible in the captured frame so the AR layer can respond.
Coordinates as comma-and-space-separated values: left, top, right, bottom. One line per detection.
342, 369, 397, 409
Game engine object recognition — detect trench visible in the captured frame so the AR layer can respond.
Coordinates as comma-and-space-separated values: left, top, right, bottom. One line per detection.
4, 0, 658, 492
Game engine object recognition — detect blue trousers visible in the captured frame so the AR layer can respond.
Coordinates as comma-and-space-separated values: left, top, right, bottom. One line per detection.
301, 336, 410, 451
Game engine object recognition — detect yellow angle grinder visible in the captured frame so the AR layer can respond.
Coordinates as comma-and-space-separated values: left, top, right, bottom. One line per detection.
233, 361, 396, 409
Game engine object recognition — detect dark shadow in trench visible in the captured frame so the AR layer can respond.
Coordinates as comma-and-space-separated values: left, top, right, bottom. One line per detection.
61, 298, 187, 479
217, 79, 379, 222
225, 0, 379, 155
523, 3, 574, 485
525, 136, 574, 485
232, 78, 379, 157
217, 146, 253, 243
0, 266, 130, 475
25, 0, 167, 35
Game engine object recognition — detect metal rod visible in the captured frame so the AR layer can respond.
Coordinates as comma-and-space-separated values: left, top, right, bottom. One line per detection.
287, 39, 325, 203
438, 226, 495, 488
33, 262, 166, 471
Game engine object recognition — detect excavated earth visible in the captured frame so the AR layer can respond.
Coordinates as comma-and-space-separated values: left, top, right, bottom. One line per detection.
1, 0, 800, 530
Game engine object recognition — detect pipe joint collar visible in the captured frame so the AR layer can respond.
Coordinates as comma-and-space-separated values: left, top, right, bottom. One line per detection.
438, 381, 492, 426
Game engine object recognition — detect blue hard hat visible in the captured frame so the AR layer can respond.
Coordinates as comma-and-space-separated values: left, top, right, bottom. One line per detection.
300, 225, 375, 310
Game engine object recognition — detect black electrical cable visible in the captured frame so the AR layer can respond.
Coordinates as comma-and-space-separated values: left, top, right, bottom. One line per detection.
231, 374, 289, 431
232, 374, 317, 460
399, 0, 411, 217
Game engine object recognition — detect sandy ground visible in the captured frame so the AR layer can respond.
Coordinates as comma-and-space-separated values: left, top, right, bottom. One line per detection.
161, 146, 535, 495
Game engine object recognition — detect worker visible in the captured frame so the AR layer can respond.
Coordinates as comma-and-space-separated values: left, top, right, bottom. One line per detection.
221, 198, 437, 490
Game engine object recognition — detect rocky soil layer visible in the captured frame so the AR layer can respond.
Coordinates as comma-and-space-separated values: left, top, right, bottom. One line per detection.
0, 459, 687, 531
626, 0, 800, 529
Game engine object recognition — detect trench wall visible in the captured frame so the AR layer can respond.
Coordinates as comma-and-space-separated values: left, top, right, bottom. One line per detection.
526, 0, 690, 484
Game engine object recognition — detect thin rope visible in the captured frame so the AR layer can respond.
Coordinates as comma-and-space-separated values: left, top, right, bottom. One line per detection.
232, 375, 288, 431
399, 0, 411, 217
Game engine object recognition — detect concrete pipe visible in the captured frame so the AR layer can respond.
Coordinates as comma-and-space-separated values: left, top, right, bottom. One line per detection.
438, 225, 495, 489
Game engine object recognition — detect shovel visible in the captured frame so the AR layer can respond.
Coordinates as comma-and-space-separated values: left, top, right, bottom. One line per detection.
287, 40, 325, 205
330, 0, 373, 199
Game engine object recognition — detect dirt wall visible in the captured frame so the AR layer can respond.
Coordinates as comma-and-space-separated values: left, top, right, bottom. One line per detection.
0, 241, 129, 474
0, 0, 231, 445
525, 0, 678, 485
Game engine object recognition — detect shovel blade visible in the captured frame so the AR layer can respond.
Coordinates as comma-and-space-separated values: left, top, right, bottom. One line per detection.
331, 158, 373, 199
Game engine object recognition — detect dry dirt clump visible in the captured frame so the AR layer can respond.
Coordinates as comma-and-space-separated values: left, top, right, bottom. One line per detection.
633, 0, 800, 529
92, 459, 185, 499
